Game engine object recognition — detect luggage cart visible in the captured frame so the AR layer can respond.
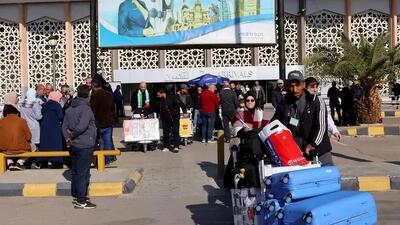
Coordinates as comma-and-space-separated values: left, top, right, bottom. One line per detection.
179, 112, 193, 146
123, 114, 160, 153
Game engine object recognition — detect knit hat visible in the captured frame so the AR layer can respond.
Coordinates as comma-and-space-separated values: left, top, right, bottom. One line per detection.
4, 92, 19, 110
48, 91, 62, 103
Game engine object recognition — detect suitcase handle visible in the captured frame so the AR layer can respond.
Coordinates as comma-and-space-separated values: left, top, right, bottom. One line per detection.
262, 120, 291, 137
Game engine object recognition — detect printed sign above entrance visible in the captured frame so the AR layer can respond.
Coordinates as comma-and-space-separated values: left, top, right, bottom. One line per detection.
98, 0, 276, 47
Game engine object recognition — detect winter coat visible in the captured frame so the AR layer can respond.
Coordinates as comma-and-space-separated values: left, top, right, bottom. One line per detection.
219, 88, 239, 117
62, 97, 97, 149
20, 101, 42, 144
90, 89, 116, 128
271, 87, 284, 108
272, 91, 332, 156
200, 90, 219, 113
39, 100, 64, 151
0, 114, 32, 154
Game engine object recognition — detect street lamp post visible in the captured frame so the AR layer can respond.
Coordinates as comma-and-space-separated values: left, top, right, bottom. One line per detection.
47, 35, 58, 88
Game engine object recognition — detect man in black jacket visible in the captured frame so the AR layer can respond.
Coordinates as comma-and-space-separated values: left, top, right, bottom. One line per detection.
271, 79, 286, 108
271, 71, 334, 166
219, 81, 239, 142
157, 87, 186, 153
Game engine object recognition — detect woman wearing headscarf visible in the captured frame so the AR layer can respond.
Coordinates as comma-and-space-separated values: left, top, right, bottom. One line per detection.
20, 88, 42, 152
38, 91, 64, 168
224, 91, 269, 189
0, 93, 32, 170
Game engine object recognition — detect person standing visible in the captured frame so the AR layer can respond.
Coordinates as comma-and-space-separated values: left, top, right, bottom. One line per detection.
219, 81, 239, 142
35, 84, 46, 106
192, 86, 202, 136
90, 79, 116, 165
130, 81, 152, 116
340, 84, 356, 126
327, 81, 342, 125
200, 84, 219, 143
62, 84, 97, 209
20, 88, 43, 153
113, 85, 125, 117
45, 83, 54, 100
271, 79, 285, 109
60, 84, 72, 109
272, 71, 334, 166
305, 77, 341, 141
252, 80, 266, 109
38, 91, 64, 168
157, 88, 186, 153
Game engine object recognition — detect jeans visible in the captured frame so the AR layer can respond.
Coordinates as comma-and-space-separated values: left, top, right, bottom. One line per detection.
162, 117, 180, 148
70, 147, 93, 202
192, 109, 200, 132
222, 113, 234, 140
200, 112, 216, 141
100, 127, 114, 164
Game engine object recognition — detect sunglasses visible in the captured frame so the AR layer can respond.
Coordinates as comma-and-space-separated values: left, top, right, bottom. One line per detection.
246, 99, 255, 102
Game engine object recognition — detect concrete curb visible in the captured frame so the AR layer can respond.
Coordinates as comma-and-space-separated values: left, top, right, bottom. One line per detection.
341, 176, 400, 191
381, 111, 400, 118
0, 169, 144, 197
340, 126, 400, 136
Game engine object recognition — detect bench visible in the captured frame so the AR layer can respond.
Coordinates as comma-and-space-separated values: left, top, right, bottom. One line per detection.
0, 150, 121, 173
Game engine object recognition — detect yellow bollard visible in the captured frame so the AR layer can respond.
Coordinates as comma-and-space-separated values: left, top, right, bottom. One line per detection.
217, 130, 225, 178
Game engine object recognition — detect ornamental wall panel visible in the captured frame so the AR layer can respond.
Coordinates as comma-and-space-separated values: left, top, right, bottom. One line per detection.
72, 17, 112, 88
211, 47, 252, 67
259, 15, 298, 66
165, 49, 205, 68
305, 11, 344, 55
0, 19, 20, 103
351, 10, 389, 44
27, 17, 66, 89
119, 49, 159, 69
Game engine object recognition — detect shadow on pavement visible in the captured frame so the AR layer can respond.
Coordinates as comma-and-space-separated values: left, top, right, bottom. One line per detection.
198, 161, 224, 188
62, 170, 71, 181
186, 185, 233, 225
332, 152, 372, 162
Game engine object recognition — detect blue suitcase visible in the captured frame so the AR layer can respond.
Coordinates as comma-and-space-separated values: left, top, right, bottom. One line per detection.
282, 191, 377, 225
255, 199, 283, 225
264, 166, 341, 203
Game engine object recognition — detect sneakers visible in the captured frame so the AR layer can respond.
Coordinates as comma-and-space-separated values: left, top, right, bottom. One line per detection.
8, 162, 23, 171
74, 200, 96, 209
201, 139, 206, 143
162, 148, 169, 152
208, 140, 216, 144
170, 147, 179, 153
30, 163, 40, 169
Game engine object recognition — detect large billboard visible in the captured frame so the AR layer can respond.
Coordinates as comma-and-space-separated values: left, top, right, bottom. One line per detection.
98, 0, 276, 47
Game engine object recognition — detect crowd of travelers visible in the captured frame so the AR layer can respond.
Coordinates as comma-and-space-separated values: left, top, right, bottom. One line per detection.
0, 70, 363, 208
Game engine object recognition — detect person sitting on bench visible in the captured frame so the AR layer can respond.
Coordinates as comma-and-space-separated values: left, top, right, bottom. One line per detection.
0, 92, 32, 170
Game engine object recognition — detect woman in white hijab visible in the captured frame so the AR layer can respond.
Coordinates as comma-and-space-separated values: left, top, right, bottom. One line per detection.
20, 88, 42, 151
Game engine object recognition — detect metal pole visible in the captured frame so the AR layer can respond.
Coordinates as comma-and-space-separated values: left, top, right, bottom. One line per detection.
90, 0, 97, 77
217, 130, 225, 178
277, 0, 286, 81
52, 48, 56, 88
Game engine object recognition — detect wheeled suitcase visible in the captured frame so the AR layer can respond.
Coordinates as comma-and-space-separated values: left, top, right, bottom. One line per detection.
282, 191, 377, 225
259, 120, 309, 166
231, 188, 263, 225
264, 166, 341, 203
255, 199, 283, 225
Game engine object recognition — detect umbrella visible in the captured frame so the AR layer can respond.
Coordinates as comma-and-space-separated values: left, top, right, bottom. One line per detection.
188, 74, 229, 87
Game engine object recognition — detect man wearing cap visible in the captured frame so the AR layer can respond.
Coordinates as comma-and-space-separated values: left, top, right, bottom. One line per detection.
271, 79, 286, 109
219, 81, 239, 142
271, 71, 334, 166
305, 77, 341, 141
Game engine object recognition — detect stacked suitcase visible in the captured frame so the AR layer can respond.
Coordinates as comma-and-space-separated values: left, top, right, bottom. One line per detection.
231, 121, 378, 225
254, 166, 378, 225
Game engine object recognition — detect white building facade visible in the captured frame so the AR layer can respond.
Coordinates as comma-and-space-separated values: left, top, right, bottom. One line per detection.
0, 0, 399, 103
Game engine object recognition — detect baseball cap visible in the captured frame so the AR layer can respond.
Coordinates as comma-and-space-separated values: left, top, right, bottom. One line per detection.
287, 70, 304, 83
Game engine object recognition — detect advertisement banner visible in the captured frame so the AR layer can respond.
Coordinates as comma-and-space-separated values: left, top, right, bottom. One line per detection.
123, 119, 160, 142
98, 0, 275, 47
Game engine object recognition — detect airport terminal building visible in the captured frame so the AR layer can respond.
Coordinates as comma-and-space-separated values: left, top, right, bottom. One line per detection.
0, 0, 399, 102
